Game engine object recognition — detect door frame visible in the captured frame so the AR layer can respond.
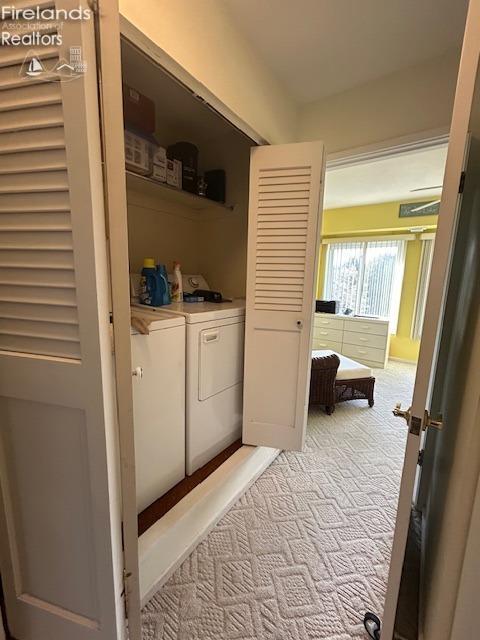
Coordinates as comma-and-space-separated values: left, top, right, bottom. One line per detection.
326, 128, 449, 170
95, 1, 142, 638
381, 0, 480, 636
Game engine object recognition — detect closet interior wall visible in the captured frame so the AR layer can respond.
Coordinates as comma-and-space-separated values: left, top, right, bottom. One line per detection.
120, 39, 253, 287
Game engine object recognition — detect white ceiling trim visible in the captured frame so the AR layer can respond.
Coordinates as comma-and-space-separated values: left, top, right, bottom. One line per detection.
326, 128, 450, 169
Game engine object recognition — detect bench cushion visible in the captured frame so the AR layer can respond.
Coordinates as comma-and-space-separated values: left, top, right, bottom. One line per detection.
312, 349, 372, 380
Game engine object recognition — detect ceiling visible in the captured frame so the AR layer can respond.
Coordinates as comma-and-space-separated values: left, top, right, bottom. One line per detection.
324, 144, 448, 209
223, 0, 468, 103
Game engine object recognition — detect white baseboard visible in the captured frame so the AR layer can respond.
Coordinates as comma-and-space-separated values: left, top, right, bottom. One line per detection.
138, 445, 280, 607
388, 356, 418, 365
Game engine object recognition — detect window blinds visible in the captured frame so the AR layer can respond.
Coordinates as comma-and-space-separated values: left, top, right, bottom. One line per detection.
324, 239, 407, 332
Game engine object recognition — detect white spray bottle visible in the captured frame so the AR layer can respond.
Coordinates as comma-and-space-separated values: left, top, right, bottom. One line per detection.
171, 261, 183, 302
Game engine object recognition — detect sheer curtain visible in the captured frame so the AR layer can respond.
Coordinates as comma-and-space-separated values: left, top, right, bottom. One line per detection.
411, 237, 435, 340
324, 238, 407, 332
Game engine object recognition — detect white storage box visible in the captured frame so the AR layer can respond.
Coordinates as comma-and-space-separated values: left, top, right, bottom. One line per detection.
152, 163, 167, 182
124, 129, 152, 175
152, 146, 167, 182
167, 158, 182, 188
152, 146, 167, 165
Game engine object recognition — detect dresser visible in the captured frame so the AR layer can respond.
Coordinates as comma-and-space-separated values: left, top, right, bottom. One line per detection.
313, 312, 390, 368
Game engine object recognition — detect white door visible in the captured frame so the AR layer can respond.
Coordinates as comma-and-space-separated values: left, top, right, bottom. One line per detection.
0, 1, 134, 639
243, 141, 325, 450
380, 2, 480, 638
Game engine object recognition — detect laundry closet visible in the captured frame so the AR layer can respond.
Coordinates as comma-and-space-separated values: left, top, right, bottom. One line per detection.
116, 33, 326, 612
120, 38, 255, 527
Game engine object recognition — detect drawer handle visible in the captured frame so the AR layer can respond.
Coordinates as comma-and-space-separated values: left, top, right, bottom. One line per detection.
320, 331, 328, 335
203, 330, 219, 343
357, 349, 367, 354
359, 337, 368, 342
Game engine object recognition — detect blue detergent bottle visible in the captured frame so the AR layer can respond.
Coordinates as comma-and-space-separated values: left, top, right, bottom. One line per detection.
140, 258, 161, 306
156, 264, 171, 305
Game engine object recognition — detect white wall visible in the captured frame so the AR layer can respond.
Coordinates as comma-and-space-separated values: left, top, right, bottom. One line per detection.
197, 131, 252, 298
297, 49, 461, 153
119, 0, 296, 145
126, 187, 202, 275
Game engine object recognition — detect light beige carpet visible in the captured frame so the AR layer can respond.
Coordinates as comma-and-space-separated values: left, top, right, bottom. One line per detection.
142, 361, 415, 640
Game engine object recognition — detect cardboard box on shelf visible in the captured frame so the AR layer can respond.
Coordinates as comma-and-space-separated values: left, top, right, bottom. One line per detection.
123, 84, 155, 134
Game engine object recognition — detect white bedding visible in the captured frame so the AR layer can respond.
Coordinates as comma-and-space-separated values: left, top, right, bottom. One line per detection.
312, 349, 372, 380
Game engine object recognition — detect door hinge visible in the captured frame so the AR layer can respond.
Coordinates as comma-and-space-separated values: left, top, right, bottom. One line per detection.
459, 170, 466, 194
418, 449, 425, 467
122, 568, 132, 618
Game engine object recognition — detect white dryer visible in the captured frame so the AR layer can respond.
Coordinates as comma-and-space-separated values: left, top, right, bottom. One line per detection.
135, 276, 245, 475
130, 309, 186, 512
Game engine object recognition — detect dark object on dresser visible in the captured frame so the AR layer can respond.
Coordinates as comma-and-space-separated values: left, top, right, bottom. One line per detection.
309, 353, 375, 414
315, 300, 339, 314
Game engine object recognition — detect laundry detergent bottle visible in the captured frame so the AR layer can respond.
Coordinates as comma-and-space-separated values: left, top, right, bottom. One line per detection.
140, 258, 160, 306
171, 261, 183, 302
156, 264, 171, 305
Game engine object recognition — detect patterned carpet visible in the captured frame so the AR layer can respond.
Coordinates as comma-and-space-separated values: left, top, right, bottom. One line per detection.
142, 361, 415, 640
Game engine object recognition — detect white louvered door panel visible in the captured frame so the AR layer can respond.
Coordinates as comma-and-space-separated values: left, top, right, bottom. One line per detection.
0, 2, 128, 640
243, 142, 325, 450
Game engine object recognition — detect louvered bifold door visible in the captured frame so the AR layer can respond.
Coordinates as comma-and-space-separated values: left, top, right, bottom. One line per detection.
243, 141, 325, 450
0, 2, 126, 640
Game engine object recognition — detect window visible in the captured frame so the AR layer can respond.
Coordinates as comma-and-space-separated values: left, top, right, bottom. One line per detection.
324, 239, 407, 332
411, 236, 435, 340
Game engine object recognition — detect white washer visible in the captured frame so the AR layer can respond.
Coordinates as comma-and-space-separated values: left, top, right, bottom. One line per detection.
134, 277, 245, 475
130, 309, 186, 512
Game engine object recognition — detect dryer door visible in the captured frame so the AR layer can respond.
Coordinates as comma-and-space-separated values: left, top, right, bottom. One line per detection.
199, 320, 245, 401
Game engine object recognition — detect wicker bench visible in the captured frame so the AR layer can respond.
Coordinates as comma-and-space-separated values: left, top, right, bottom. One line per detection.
310, 350, 375, 414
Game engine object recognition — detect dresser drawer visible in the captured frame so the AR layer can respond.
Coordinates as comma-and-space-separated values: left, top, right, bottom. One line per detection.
342, 343, 386, 365
343, 330, 387, 350
312, 339, 342, 352
313, 327, 343, 342
343, 318, 389, 336
314, 315, 344, 331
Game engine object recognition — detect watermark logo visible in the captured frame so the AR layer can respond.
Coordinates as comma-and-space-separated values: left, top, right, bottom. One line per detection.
2, 4, 91, 83
19, 47, 88, 83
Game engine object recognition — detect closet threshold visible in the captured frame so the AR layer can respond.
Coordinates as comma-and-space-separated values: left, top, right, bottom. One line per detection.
126, 170, 234, 212
138, 439, 243, 535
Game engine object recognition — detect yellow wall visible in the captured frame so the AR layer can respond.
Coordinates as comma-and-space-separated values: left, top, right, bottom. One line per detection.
317, 200, 438, 362
119, 0, 296, 144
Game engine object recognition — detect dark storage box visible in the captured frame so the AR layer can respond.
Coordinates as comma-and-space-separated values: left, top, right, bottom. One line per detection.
122, 84, 155, 134
205, 169, 226, 203
316, 300, 339, 314
167, 142, 198, 193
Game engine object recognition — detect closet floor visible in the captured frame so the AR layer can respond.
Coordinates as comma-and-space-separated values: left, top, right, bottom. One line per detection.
138, 439, 243, 535
141, 362, 415, 639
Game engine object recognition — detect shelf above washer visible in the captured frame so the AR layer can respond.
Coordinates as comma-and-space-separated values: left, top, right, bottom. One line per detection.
125, 171, 234, 213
